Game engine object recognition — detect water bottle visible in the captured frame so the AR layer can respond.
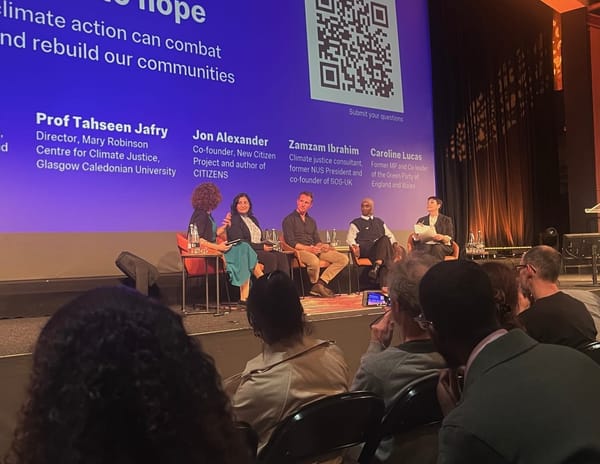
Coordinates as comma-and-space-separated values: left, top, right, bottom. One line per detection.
467, 231, 475, 254
271, 228, 280, 251
187, 224, 195, 251
476, 230, 485, 249
331, 228, 337, 247
192, 224, 200, 252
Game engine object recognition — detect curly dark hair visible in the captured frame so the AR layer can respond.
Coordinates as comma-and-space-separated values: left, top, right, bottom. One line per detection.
230, 192, 254, 217
480, 261, 523, 331
5, 286, 250, 464
191, 182, 222, 211
246, 271, 308, 345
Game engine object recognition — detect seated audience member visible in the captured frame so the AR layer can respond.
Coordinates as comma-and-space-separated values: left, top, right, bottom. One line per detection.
410, 196, 454, 261
562, 289, 600, 340
227, 192, 290, 276
282, 191, 349, 297
5, 286, 250, 464
419, 260, 600, 463
352, 254, 445, 464
347, 197, 405, 288
517, 245, 596, 349
224, 271, 349, 452
189, 182, 263, 305
480, 261, 523, 331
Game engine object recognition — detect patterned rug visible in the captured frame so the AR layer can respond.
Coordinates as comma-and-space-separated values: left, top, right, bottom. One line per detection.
301, 292, 366, 315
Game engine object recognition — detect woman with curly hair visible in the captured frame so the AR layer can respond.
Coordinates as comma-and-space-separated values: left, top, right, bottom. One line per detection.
227, 192, 290, 276
190, 182, 263, 304
5, 286, 251, 464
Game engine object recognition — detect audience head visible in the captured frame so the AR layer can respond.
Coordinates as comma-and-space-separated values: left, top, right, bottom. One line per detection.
480, 261, 522, 330
247, 271, 307, 345
519, 245, 562, 286
388, 253, 438, 333
230, 192, 253, 217
419, 260, 501, 367
191, 182, 222, 211
7, 286, 248, 464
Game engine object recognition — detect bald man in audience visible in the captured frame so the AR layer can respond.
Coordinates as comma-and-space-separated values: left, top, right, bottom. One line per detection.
517, 245, 597, 349
419, 260, 600, 463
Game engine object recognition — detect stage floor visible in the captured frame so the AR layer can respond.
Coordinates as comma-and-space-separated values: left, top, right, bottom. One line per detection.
1, 273, 599, 358
0, 292, 382, 358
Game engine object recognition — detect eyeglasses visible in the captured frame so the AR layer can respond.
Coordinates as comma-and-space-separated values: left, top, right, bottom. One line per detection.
515, 263, 537, 273
413, 312, 434, 331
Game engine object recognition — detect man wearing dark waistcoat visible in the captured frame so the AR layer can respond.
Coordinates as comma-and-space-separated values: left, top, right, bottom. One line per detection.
347, 198, 404, 287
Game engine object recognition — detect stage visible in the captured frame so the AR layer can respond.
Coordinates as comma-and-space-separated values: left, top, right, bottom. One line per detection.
0, 292, 381, 358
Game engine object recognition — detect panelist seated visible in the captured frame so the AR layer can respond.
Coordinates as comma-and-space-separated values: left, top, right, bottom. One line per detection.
227, 192, 290, 276
347, 197, 404, 288
189, 182, 263, 304
282, 191, 348, 298
411, 196, 454, 261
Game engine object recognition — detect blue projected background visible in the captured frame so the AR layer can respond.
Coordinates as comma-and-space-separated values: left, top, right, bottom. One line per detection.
0, 0, 435, 233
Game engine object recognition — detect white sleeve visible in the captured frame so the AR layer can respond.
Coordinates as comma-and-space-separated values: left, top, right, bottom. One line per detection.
383, 223, 397, 244
347, 223, 359, 246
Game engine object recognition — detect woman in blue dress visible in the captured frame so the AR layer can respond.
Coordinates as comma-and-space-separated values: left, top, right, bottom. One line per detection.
189, 182, 263, 304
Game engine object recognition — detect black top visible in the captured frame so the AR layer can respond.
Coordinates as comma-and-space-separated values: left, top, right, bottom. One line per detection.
519, 291, 597, 350
227, 214, 264, 251
415, 213, 454, 241
189, 209, 215, 241
282, 211, 321, 248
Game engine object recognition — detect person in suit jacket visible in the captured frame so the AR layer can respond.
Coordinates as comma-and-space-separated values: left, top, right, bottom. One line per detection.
411, 196, 454, 260
227, 192, 290, 276
418, 260, 600, 464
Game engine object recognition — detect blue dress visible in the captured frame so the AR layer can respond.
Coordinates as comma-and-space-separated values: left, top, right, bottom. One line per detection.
189, 208, 258, 286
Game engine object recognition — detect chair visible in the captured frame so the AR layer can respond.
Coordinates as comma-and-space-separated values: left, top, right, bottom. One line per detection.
407, 233, 460, 260
349, 245, 373, 293
257, 391, 384, 464
358, 374, 443, 464
279, 234, 331, 297
235, 421, 259, 462
176, 232, 230, 314
580, 341, 600, 365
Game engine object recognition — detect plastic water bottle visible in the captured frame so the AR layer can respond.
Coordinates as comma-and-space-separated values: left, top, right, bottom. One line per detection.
192, 224, 200, 252
476, 230, 485, 249
467, 231, 475, 254
187, 224, 195, 251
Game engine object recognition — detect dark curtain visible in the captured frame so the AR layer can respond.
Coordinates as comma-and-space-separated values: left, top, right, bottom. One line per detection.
428, 0, 558, 248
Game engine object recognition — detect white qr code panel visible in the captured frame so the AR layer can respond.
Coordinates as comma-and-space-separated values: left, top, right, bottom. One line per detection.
305, 0, 404, 113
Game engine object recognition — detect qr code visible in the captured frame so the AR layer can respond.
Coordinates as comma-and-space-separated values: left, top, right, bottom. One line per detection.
305, 0, 404, 113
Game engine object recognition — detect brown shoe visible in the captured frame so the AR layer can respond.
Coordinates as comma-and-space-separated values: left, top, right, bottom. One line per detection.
309, 282, 335, 298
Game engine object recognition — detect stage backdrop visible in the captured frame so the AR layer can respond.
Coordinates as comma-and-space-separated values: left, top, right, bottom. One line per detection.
0, 0, 435, 280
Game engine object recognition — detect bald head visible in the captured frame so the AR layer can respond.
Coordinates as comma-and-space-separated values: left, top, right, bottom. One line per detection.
521, 245, 562, 282
360, 198, 374, 217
